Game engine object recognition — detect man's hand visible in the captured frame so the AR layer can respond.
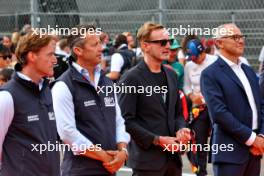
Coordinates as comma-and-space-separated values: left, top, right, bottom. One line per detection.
176, 128, 191, 144
250, 136, 264, 156
100, 151, 115, 163
80, 145, 114, 163
158, 136, 180, 152
250, 146, 262, 156
103, 150, 127, 174
189, 94, 204, 105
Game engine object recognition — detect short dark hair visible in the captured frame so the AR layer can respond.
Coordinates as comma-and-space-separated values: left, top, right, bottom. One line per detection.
0, 68, 14, 82
0, 44, 11, 56
67, 24, 96, 59
58, 38, 69, 50
114, 34, 127, 48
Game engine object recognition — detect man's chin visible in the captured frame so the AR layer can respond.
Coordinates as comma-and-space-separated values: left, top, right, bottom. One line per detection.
46, 71, 54, 77
161, 55, 169, 61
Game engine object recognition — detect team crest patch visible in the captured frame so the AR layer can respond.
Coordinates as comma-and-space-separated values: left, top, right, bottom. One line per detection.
48, 112, 55, 120
104, 97, 115, 107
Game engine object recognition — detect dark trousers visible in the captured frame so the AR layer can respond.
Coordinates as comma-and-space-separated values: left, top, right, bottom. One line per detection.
191, 109, 211, 176
213, 153, 261, 176
132, 157, 182, 176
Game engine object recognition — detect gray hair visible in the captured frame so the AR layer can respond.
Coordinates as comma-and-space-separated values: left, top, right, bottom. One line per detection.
213, 23, 237, 39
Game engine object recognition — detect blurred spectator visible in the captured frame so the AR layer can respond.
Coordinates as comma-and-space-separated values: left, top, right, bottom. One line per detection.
20, 24, 32, 36
258, 46, 264, 73
163, 36, 184, 90
100, 32, 111, 71
184, 39, 217, 176
107, 34, 135, 81
56, 38, 70, 56
0, 68, 14, 86
180, 34, 198, 65
11, 32, 20, 47
0, 44, 12, 69
123, 31, 143, 64
53, 38, 70, 79
204, 38, 215, 55
2, 36, 12, 49
122, 32, 135, 50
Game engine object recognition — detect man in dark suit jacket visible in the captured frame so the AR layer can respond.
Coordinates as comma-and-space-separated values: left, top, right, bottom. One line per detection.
201, 23, 264, 176
118, 22, 191, 176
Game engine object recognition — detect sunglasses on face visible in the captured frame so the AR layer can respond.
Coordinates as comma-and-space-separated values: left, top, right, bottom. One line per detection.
220, 35, 246, 42
0, 55, 12, 60
145, 39, 174, 47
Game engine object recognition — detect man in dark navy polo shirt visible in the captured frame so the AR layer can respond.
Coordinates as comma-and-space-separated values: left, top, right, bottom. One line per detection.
0, 32, 60, 176
52, 25, 130, 176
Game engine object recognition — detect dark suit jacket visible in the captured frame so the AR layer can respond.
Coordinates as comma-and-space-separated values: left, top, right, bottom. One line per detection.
118, 60, 186, 170
258, 60, 264, 99
201, 57, 264, 164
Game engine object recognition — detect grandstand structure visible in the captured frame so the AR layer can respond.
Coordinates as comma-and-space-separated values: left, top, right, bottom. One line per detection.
0, 0, 263, 64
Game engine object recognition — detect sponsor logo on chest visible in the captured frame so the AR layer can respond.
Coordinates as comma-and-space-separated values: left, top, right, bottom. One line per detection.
104, 97, 115, 107
84, 100, 97, 107
27, 115, 39, 122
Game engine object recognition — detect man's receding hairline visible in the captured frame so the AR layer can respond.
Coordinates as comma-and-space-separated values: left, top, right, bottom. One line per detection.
214, 23, 240, 39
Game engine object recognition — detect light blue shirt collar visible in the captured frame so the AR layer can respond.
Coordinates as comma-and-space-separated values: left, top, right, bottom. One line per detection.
72, 62, 101, 88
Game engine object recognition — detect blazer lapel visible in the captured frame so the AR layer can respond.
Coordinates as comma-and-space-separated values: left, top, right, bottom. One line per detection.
163, 66, 177, 134
241, 64, 260, 110
218, 57, 245, 92
137, 61, 167, 110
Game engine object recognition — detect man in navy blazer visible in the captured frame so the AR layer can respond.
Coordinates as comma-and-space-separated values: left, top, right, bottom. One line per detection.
201, 23, 264, 176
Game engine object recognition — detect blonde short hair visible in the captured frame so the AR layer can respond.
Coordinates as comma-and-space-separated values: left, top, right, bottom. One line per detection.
137, 22, 164, 43
15, 32, 54, 66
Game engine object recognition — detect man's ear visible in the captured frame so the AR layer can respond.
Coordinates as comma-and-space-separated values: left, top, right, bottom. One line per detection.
73, 46, 83, 57
141, 41, 149, 52
27, 51, 36, 64
215, 39, 223, 50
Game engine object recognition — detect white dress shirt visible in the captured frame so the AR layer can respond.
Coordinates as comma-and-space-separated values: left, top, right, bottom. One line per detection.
110, 44, 127, 72
220, 54, 258, 146
52, 62, 130, 155
0, 72, 44, 169
258, 46, 264, 62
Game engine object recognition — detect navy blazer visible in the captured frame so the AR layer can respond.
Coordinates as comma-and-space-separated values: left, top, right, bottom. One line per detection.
201, 57, 264, 164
